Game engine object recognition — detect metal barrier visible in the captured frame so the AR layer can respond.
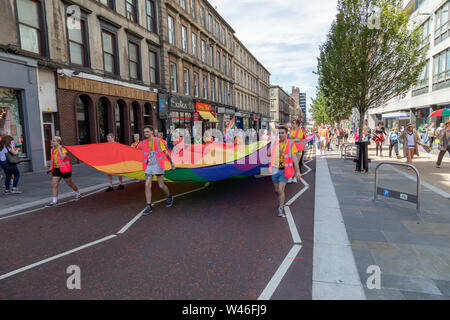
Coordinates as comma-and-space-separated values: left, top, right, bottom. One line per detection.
374, 162, 421, 211
340, 143, 353, 158
342, 144, 358, 160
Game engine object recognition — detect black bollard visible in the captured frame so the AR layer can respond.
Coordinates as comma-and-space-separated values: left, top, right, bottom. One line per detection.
354, 141, 369, 172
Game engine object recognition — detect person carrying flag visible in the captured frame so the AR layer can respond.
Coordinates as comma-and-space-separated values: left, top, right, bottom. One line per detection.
139, 126, 176, 215
268, 126, 302, 218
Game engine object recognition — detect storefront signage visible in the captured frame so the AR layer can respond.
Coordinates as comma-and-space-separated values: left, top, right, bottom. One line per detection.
193, 112, 199, 122
195, 102, 211, 112
218, 107, 235, 115
159, 93, 169, 119
170, 95, 194, 112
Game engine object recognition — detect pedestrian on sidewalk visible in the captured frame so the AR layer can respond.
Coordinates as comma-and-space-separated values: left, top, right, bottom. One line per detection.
105, 133, 125, 192
427, 123, 436, 148
289, 120, 305, 174
140, 126, 176, 215
131, 133, 141, 149
388, 126, 401, 159
268, 125, 302, 218
0, 135, 21, 194
373, 121, 387, 157
436, 120, 450, 168
400, 123, 420, 165
46, 136, 80, 206
319, 124, 328, 155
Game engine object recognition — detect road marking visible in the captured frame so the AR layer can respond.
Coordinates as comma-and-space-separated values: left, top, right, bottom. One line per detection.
0, 235, 117, 281
259, 152, 314, 299
258, 244, 302, 300
284, 206, 302, 244
0, 180, 136, 221
117, 182, 210, 234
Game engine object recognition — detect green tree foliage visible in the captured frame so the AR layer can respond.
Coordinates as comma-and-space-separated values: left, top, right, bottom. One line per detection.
310, 91, 330, 125
317, 0, 427, 141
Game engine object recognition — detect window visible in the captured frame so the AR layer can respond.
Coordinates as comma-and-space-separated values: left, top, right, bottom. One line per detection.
201, 40, 206, 62
97, 0, 113, 9
211, 78, 215, 101
218, 80, 222, 103
149, 50, 157, 84
221, 27, 226, 44
203, 76, 208, 99
182, 26, 188, 52
68, 18, 88, 66
229, 58, 232, 77
194, 73, 199, 97
183, 68, 190, 95
215, 21, 220, 38
125, 0, 137, 23
146, 0, 156, 33
209, 45, 214, 67
170, 62, 177, 92
200, 7, 205, 27
228, 33, 231, 50
222, 55, 226, 74
415, 59, 429, 89
17, 0, 44, 55
224, 83, 228, 104
0, 88, 28, 156
75, 95, 91, 145
128, 41, 140, 80
168, 16, 175, 45
102, 30, 117, 74
435, 2, 449, 45
192, 33, 197, 57
190, 0, 196, 19
208, 14, 213, 32
180, 0, 186, 10
217, 51, 221, 71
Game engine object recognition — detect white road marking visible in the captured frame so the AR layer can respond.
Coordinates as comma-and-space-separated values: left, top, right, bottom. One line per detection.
259, 149, 314, 299
117, 182, 210, 234
284, 206, 302, 244
0, 180, 136, 221
0, 235, 117, 281
257, 244, 302, 300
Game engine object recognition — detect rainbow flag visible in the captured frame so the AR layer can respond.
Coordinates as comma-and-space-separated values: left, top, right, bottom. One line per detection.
420, 144, 432, 153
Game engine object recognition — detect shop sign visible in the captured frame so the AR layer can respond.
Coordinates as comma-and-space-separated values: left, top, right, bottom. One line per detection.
195, 102, 212, 112
193, 112, 199, 122
170, 95, 194, 111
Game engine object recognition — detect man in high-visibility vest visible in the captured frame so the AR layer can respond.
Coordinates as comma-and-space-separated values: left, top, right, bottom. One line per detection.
131, 133, 142, 149
140, 126, 176, 215
268, 125, 302, 218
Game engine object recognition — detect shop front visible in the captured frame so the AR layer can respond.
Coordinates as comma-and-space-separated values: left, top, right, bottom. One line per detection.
195, 102, 218, 133
0, 52, 44, 171
217, 106, 235, 133
169, 94, 195, 141
415, 107, 432, 132
382, 111, 410, 130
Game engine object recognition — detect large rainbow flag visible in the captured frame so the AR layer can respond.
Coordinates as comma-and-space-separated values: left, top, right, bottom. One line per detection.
67, 140, 270, 183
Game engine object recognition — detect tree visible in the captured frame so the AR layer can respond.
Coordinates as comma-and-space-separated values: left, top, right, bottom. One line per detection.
317, 0, 427, 141
310, 91, 330, 125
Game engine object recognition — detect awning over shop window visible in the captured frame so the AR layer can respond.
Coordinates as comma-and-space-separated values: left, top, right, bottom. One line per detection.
198, 111, 218, 122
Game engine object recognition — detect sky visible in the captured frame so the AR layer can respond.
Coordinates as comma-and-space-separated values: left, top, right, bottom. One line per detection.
208, 0, 338, 116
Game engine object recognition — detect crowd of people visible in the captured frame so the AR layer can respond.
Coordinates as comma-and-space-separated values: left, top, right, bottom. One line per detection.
2, 118, 448, 219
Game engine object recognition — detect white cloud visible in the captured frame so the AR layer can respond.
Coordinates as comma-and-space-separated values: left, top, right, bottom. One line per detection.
208, 0, 338, 111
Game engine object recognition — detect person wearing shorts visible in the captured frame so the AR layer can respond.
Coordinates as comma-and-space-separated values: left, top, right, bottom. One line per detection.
46, 136, 80, 206
269, 126, 302, 218
140, 126, 176, 215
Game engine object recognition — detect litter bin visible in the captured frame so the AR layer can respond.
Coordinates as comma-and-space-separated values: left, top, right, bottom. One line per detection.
354, 141, 369, 172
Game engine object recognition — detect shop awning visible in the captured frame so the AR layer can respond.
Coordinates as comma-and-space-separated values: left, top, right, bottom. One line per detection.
198, 111, 218, 122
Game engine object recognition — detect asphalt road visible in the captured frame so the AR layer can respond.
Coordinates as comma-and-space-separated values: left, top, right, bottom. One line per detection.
0, 159, 316, 300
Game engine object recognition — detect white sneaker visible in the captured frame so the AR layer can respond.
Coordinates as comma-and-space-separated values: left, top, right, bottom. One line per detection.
278, 207, 286, 218
75, 193, 82, 200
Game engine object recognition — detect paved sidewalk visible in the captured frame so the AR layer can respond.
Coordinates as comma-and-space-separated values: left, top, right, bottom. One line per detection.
0, 164, 135, 216
323, 151, 450, 300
